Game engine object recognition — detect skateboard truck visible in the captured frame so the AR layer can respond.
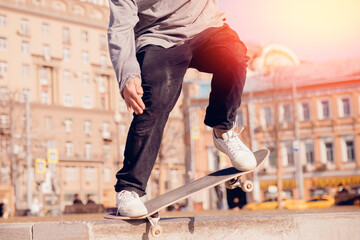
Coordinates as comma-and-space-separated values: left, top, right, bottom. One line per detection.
147, 212, 163, 238
226, 177, 254, 192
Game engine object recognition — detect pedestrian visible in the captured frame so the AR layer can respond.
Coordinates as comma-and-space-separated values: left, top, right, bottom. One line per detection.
86, 195, 96, 205
73, 194, 83, 205
0, 198, 10, 219
30, 198, 43, 216
108, 0, 256, 217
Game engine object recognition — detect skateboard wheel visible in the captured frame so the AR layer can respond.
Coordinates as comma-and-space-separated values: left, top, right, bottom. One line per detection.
150, 225, 163, 238
241, 180, 254, 192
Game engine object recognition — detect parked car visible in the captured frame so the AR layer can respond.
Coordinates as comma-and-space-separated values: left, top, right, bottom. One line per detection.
335, 186, 360, 205
305, 195, 335, 208
243, 197, 307, 210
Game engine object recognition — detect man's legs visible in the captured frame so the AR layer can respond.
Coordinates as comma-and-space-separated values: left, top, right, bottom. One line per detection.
115, 44, 192, 197
188, 24, 256, 170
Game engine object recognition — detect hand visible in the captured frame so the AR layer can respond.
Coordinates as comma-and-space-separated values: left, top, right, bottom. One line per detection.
122, 76, 145, 115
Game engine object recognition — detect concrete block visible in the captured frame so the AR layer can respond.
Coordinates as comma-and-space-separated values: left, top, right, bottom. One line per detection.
90, 212, 360, 240
0, 223, 33, 240
32, 221, 89, 240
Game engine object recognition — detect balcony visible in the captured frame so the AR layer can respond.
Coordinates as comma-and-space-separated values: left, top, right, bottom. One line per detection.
102, 131, 112, 141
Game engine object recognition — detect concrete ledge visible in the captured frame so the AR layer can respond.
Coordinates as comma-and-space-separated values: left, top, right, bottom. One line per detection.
1, 212, 360, 240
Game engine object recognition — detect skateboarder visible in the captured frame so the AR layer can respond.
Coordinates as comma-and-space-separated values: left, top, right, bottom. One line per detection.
108, 0, 256, 217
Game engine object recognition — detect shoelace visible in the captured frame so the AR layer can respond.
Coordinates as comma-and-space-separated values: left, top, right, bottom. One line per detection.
117, 191, 138, 206
224, 127, 246, 155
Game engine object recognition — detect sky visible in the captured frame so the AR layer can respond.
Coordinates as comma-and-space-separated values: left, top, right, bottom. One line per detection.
219, 0, 360, 62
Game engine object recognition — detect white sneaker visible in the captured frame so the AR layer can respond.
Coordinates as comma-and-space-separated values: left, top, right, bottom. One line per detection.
213, 128, 257, 171
116, 190, 148, 217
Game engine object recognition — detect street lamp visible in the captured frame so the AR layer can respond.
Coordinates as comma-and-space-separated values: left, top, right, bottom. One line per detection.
114, 112, 122, 168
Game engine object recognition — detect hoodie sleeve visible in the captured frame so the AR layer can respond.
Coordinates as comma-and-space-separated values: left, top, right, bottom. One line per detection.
107, 0, 140, 97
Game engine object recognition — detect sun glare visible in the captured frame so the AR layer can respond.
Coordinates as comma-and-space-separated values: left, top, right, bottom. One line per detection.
221, 0, 360, 61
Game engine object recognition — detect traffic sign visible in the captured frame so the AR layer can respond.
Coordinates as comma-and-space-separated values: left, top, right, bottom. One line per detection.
47, 149, 58, 164
35, 158, 47, 174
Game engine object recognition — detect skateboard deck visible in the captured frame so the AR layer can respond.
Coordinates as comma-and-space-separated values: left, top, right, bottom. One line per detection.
105, 149, 269, 220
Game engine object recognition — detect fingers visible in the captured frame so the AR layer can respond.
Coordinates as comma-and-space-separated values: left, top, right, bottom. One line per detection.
123, 77, 145, 115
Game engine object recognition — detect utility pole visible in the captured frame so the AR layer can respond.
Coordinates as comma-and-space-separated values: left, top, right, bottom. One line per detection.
292, 79, 305, 199
272, 70, 283, 209
248, 94, 260, 202
9, 92, 18, 208
24, 90, 33, 209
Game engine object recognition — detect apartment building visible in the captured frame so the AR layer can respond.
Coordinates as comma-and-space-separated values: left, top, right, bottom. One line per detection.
0, 0, 186, 215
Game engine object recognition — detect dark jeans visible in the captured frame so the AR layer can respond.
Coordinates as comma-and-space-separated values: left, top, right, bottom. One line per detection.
114, 24, 250, 196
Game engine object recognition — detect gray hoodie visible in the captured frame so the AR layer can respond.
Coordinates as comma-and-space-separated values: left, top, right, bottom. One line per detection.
107, 0, 225, 96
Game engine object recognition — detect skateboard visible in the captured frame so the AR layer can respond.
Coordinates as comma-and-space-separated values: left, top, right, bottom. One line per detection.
104, 148, 269, 237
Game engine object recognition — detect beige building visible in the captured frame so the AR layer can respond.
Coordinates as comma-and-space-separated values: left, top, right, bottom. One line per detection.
0, 0, 186, 215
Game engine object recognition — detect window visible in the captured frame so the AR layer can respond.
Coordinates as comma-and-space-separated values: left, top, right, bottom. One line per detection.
82, 73, 90, 85
65, 142, 74, 157
85, 143, 92, 160
84, 166, 96, 182
104, 167, 111, 182
0, 15, 6, 26
21, 41, 29, 54
346, 140, 355, 162
100, 55, 107, 69
63, 27, 70, 43
81, 31, 88, 42
22, 64, 30, 78
281, 103, 292, 123
41, 90, 49, 104
0, 87, 8, 102
285, 142, 294, 166
43, 45, 50, 60
83, 95, 92, 109
305, 142, 315, 164
0, 61, 7, 77
100, 96, 106, 110
261, 106, 273, 126
103, 144, 111, 158
84, 120, 92, 135
236, 109, 244, 127
325, 142, 334, 163
0, 37, 6, 51
170, 168, 179, 183
82, 51, 89, 64
0, 166, 10, 182
301, 102, 311, 121
98, 76, 105, 92
63, 93, 73, 107
341, 136, 355, 163
65, 166, 77, 182
63, 70, 71, 82
339, 97, 352, 117
63, 48, 70, 61
64, 118, 73, 132
42, 23, 49, 35
40, 67, 49, 85
44, 116, 52, 130
319, 100, 330, 119
268, 146, 276, 167
99, 34, 106, 48
46, 140, 56, 149
0, 114, 9, 128
20, 19, 29, 35
102, 122, 110, 138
